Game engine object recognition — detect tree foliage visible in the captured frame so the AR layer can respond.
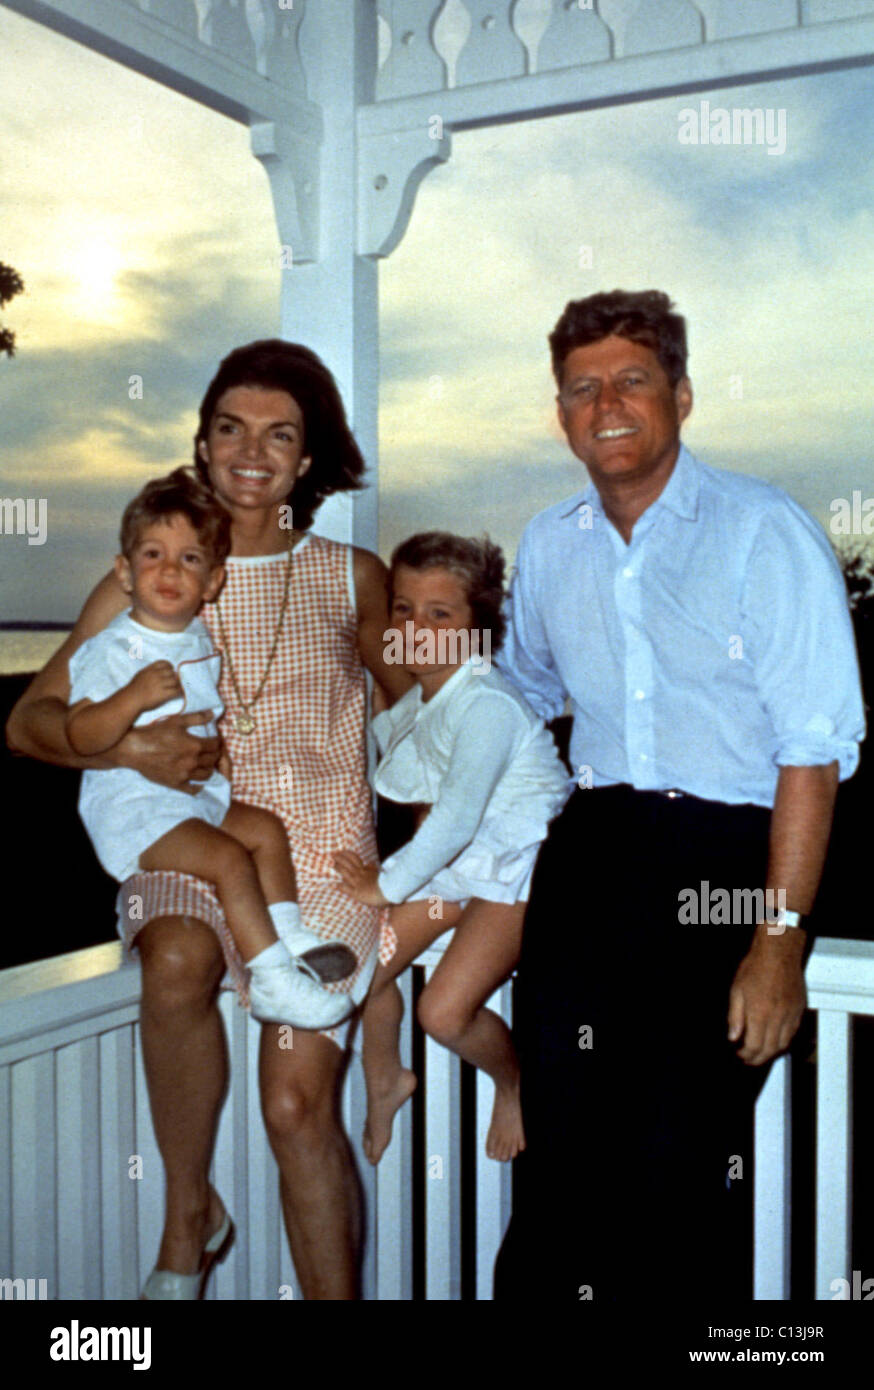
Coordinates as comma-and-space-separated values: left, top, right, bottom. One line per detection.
0, 262, 25, 358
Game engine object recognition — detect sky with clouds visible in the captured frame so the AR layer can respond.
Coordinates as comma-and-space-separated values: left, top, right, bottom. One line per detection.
0, 4, 872, 620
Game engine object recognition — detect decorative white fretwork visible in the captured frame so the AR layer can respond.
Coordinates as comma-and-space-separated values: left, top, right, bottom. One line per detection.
373, 0, 874, 99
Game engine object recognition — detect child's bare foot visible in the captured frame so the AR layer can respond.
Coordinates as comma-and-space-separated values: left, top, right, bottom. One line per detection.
363, 1068, 418, 1165
485, 1083, 526, 1162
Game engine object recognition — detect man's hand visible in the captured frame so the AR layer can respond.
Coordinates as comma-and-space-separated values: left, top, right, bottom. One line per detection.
333, 850, 391, 907
117, 710, 220, 793
727, 923, 806, 1066
129, 660, 184, 712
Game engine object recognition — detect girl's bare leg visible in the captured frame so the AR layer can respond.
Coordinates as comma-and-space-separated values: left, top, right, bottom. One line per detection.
417, 899, 527, 1161
361, 900, 462, 1164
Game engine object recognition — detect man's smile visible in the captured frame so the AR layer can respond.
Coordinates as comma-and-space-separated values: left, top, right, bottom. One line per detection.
594, 427, 638, 440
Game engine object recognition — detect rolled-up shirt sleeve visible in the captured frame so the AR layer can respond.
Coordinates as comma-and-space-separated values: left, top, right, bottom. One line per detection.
742, 503, 865, 780
377, 699, 524, 904
497, 530, 568, 722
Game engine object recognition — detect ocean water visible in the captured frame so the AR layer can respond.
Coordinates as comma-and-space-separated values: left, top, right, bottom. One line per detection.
0, 629, 69, 675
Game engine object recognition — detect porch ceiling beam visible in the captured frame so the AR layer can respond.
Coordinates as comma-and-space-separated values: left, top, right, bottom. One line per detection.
1, 0, 321, 134
359, 16, 874, 137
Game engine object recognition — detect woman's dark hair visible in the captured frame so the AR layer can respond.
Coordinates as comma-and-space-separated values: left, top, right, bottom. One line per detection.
549, 289, 688, 386
194, 340, 366, 532
389, 531, 507, 651
120, 466, 231, 565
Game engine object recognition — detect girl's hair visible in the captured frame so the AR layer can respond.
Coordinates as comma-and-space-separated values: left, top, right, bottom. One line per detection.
120, 467, 231, 565
389, 531, 507, 651
194, 340, 366, 533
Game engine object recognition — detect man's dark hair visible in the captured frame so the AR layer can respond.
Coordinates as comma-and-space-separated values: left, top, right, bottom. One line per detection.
120, 467, 231, 565
389, 531, 507, 651
549, 290, 688, 386
194, 340, 366, 533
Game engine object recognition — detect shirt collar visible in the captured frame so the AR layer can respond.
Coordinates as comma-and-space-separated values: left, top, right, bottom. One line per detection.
559, 443, 700, 523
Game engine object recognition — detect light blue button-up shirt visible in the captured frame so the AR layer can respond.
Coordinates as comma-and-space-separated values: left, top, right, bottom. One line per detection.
498, 445, 865, 808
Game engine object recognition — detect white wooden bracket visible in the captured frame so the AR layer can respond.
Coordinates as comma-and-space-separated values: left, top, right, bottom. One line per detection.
357, 125, 451, 259
250, 119, 321, 266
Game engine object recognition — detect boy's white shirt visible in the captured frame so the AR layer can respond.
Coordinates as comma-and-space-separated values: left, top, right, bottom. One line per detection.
68, 610, 231, 881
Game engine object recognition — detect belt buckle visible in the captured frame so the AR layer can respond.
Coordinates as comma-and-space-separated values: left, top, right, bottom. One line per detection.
663, 788, 685, 800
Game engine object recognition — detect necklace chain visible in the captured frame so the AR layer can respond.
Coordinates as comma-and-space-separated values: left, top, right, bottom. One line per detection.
215, 532, 295, 735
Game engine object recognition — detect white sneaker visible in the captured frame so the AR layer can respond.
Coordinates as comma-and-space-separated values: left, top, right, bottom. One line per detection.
249, 957, 354, 1029
276, 920, 358, 983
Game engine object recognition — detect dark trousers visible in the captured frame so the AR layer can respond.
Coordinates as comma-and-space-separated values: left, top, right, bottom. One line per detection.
494, 785, 775, 1303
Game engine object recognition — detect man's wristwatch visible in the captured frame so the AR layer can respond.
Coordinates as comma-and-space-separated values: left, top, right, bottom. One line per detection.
759, 908, 804, 933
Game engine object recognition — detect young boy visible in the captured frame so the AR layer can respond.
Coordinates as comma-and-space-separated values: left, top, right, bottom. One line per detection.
66, 468, 355, 1028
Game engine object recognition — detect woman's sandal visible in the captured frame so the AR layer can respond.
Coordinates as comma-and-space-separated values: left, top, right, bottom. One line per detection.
140, 1210, 235, 1301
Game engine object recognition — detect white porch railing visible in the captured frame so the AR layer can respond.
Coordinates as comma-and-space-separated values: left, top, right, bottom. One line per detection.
0, 934, 510, 1301
1, 935, 870, 1301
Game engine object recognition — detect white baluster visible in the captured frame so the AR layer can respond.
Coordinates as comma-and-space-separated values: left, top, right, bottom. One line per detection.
244, 0, 275, 77
623, 0, 703, 58
377, 0, 447, 99
455, 0, 526, 86
208, 0, 256, 65
137, 0, 199, 31
803, 0, 874, 22
594, 0, 634, 54
510, 0, 552, 74
536, 0, 612, 72
377, 10, 392, 71
56, 1038, 102, 1300
815, 1010, 852, 1300
193, 0, 218, 45
432, 0, 472, 89
695, 0, 799, 41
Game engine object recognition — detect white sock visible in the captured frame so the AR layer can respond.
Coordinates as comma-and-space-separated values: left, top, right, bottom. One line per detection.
268, 902, 302, 938
248, 940, 291, 972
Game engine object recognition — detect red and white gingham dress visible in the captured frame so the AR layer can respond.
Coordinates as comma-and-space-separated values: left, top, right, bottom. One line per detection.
117, 533, 384, 1042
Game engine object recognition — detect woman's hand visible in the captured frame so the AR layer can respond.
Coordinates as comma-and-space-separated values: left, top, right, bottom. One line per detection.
333, 850, 391, 907
116, 710, 220, 793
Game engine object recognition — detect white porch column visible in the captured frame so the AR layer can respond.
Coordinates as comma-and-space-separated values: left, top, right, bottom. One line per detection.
254, 1, 379, 549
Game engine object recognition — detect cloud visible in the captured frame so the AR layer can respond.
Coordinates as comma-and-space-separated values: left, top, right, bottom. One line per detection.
1, 8, 871, 627
378, 67, 873, 551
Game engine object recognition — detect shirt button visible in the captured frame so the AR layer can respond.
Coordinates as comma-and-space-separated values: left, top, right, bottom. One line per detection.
639, 753, 647, 761
623, 567, 634, 578
634, 689, 646, 700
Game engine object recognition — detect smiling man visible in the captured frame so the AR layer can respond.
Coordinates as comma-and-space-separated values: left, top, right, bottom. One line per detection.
494, 290, 865, 1303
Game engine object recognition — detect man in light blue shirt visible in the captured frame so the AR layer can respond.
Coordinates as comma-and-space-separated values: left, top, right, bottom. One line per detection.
494, 289, 865, 1303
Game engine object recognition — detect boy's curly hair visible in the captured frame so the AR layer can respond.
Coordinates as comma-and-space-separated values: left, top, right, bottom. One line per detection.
389, 531, 507, 651
120, 467, 231, 566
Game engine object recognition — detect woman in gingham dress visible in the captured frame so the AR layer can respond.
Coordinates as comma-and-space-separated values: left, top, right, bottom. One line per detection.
8, 342, 410, 1301
122, 531, 383, 1022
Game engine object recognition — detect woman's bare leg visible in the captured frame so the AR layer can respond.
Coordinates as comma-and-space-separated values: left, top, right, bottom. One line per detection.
260, 1027, 361, 1299
361, 900, 462, 1164
137, 916, 228, 1274
417, 899, 527, 1161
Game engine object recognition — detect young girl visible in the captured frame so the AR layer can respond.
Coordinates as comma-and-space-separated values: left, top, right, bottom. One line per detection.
66, 468, 355, 1030
334, 532, 570, 1162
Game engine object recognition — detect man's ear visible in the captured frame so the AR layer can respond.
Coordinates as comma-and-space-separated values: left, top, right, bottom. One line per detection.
114, 553, 133, 594
203, 565, 226, 604
675, 376, 693, 425
556, 396, 569, 438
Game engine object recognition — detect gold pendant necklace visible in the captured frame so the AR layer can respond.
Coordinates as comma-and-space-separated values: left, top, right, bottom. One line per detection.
215, 532, 296, 736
